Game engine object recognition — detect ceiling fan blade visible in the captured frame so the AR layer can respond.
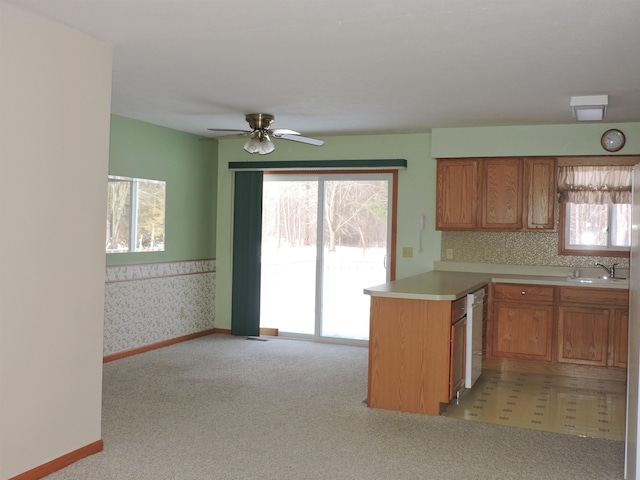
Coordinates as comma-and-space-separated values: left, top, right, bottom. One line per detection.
207, 128, 252, 134
205, 128, 254, 141
279, 134, 324, 146
271, 128, 300, 136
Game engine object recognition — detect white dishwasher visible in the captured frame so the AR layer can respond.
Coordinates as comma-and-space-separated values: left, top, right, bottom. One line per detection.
465, 287, 485, 388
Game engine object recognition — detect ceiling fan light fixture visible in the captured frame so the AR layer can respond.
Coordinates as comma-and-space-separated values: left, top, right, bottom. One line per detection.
258, 138, 275, 155
209, 113, 322, 154
243, 133, 275, 155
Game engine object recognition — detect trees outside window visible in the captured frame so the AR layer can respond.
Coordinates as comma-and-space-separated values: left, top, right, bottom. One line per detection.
106, 176, 166, 253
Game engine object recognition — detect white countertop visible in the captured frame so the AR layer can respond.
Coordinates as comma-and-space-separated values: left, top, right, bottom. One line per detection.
364, 270, 629, 301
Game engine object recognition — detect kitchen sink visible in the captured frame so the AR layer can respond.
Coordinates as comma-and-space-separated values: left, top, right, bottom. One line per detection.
566, 276, 628, 284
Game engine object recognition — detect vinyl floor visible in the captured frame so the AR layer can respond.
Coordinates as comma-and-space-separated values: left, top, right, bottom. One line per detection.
442, 369, 626, 441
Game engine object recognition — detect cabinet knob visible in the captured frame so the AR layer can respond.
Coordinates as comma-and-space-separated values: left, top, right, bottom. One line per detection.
521, 291, 526, 295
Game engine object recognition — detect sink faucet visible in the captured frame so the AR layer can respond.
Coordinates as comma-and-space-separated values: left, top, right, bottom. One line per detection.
595, 261, 618, 278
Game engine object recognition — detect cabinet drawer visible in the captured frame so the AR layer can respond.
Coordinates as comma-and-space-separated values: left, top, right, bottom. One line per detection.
559, 287, 628, 307
493, 284, 554, 304
451, 296, 467, 322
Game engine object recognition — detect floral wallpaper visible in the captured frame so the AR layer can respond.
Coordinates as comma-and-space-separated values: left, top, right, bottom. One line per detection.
104, 259, 216, 356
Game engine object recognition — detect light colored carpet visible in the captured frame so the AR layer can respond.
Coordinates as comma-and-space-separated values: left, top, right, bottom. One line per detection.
46, 335, 624, 479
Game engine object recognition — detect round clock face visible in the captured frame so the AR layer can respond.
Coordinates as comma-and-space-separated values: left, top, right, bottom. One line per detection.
601, 129, 625, 152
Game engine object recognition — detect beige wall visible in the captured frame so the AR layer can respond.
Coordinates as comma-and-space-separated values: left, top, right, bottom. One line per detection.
0, 4, 112, 479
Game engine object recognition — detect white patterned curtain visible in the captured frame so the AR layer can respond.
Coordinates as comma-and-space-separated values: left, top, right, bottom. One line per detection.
557, 165, 632, 204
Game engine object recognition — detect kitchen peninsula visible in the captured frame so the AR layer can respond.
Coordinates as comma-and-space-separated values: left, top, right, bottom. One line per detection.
364, 269, 629, 416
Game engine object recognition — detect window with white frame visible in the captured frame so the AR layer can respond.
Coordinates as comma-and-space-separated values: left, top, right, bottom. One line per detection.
558, 165, 631, 256
106, 176, 166, 253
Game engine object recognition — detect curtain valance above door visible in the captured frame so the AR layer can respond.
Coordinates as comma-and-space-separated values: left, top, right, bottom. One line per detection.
228, 159, 407, 171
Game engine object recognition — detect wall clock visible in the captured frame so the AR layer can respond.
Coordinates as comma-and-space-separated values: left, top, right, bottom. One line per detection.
601, 129, 626, 152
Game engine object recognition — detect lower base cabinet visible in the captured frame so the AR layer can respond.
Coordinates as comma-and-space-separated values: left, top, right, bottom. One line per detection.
491, 284, 554, 362
489, 284, 629, 369
612, 308, 629, 368
558, 287, 629, 368
367, 283, 628, 417
449, 311, 466, 399
557, 306, 609, 366
367, 295, 470, 416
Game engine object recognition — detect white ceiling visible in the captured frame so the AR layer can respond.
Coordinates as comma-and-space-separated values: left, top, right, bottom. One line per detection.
5, 0, 640, 139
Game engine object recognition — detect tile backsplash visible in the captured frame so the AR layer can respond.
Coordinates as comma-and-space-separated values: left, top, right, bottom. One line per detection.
440, 230, 629, 269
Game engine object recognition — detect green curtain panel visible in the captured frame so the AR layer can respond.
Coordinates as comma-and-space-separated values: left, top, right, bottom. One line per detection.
231, 171, 264, 336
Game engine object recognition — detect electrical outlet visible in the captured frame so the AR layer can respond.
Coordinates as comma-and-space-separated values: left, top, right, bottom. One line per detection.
402, 247, 413, 258
446, 248, 454, 259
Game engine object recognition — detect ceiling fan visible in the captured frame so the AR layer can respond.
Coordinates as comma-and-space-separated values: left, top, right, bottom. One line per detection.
207, 113, 324, 155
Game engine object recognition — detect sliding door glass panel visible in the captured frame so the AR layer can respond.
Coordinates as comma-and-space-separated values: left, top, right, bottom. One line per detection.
260, 178, 318, 335
260, 173, 391, 342
320, 178, 390, 340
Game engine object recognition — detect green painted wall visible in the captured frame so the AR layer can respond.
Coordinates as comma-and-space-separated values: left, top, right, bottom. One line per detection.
215, 133, 437, 330
107, 115, 218, 265
432, 122, 640, 158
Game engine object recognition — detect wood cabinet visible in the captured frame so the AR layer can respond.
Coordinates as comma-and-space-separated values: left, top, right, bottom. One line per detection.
557, 305, 609, 366
436, 157, 556, 232
481, 158, 523, 229
491, 284, 554, 362
449, 296, 467, 399
436, 159, 478, 230
490, 284, 629, 369
368, 294, 471, 416
526, 157, 556, 230
482, 293, 489, 358
612, 308, 629, 368
558, 287, 629, 368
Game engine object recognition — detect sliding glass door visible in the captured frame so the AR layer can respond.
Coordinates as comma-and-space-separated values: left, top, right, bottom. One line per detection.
260, 173, 392, 342
261, 179, 318, 335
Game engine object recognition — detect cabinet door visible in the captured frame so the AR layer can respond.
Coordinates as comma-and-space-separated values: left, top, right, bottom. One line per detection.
557, 306, 609, 366
449, 317, 466, 399
436, 159, 478, 230
526, 157, 556, 230
492, 301, 553, 361
612, 308, 629, 368
480, 158, 523, 229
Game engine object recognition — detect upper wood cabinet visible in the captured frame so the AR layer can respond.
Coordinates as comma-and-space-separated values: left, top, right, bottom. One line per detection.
481, 158, 523, 229
526, 157, 557, 230
436, 159, 478, 230
436, 157, 557, 232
